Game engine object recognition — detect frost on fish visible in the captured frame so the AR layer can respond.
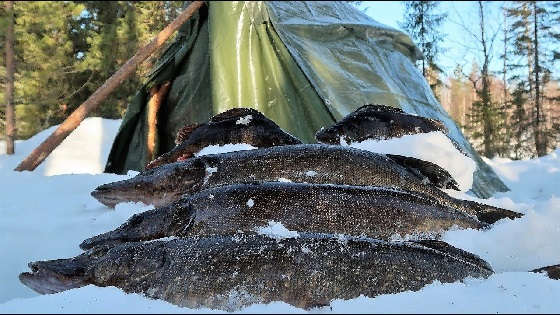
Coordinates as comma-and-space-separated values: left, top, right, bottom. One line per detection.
305, 170, 318, 177
195, 143, 258, 157
246, 198, 254, 208
255, 221, 300, 241
235, 115, 253, 125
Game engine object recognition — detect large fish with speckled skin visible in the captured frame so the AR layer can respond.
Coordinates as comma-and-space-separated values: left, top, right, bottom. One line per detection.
532, 264, 560, 280
20, 234, 493, 310
91, 144, 522, 224
315, 104, 448, 144
82, 182, 486, 250
145, 108, 302, 170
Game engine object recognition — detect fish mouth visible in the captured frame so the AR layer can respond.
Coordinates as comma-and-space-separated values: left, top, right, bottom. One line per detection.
91, 181, 156, 208
19, 259, 89, 295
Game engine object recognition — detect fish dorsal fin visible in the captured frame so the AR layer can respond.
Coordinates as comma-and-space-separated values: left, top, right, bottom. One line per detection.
175, 123, 201, 145
210, 108, 261, 123
356, 104, 405, 114
386, 154, 460, 190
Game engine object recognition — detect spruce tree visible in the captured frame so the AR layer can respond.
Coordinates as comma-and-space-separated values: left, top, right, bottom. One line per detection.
507, 1, 559, 156
399, 1, 447, 98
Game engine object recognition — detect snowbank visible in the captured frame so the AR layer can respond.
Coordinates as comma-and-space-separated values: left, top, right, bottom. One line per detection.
1, 119, 559, 313
342, 131, 476, 191
0, 117, 121, 176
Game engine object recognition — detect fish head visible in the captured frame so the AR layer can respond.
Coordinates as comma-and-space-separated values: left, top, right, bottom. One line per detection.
19, 256, 92, 294
91, 160, 206, 208
315, 118, 365, 145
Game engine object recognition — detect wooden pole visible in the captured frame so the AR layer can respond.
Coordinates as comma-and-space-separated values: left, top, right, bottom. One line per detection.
146, 81, 171, 165
5, 1, 15, 155
14, 1, 204, 171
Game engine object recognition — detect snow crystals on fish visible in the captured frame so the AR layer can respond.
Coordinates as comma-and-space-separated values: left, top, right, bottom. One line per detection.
235, 115, 253, 125
194, 143, 258, 157
305, 170, 318, 177
246, 198, 255, 208
255, 221, 299, 241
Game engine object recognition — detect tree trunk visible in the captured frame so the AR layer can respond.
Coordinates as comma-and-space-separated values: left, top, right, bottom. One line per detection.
14, 1, 204, 171
4, 1, 15, 155
478, 1, 494, 158
532, 1, 545, 156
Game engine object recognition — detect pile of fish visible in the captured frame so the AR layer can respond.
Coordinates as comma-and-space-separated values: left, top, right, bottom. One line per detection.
21, 105, 527, 310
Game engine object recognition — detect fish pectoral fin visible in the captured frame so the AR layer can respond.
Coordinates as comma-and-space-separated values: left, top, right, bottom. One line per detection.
386, 154, 460, 190
175, 123, 202, 145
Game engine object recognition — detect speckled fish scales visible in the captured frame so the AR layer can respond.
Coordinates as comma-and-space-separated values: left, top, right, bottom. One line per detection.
20, 233, 493, 310
146, 108, 301, 169
82, 182, 486, 250
92, 144, 459, 207
315, 104, 448, 144
91, 144, 522, 224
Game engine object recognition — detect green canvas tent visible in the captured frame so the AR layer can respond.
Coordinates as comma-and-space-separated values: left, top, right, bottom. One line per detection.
104, 1, 509, 198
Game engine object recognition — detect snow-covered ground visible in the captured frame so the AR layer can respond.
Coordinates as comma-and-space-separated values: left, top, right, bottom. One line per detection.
1, 118, 559, 313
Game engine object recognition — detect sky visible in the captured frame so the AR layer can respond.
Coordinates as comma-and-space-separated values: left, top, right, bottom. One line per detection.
359, 1, 508, 78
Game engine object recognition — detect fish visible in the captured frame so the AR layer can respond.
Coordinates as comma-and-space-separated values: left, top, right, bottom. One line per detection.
91, 144, 522, 224
145, 108, 302, 169
82, 182, 486, 250
531, 264, 560, 280
315, 104, 448, 144
20, 233, 493, 310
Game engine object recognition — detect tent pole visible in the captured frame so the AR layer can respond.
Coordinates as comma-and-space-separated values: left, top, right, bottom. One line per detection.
146, 81, 171, 165
14, 1, 205, 172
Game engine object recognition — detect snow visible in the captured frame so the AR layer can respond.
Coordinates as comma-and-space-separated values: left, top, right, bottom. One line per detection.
246, 198, 254, 208
194, 143, 257, 157
1, 119, 559, 313
235, 115, 253, 125
441, 148, 560, 273
0, 117, 121, 176
277, 177, 292, 183
341, 131, 476, 191
255, 221, 300, 241
305, 170, 318, 177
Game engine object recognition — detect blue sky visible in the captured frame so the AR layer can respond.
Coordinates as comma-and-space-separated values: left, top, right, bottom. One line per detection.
359, 1, 507, 78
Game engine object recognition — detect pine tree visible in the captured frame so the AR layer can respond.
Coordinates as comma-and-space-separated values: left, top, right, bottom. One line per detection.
507, 1, 559, 156
399, 1, 447, 98
13, 1, 86, 138
509, 81, 531, 159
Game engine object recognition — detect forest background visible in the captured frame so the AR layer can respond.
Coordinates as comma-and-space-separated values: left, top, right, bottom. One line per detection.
1, 1, 559, 160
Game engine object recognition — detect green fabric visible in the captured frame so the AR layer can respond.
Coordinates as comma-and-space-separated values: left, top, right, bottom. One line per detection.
105, 5, 210, 173
104, 1, 508, 198
208, 2, 334, 143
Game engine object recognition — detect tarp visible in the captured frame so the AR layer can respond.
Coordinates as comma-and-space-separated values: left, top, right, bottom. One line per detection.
105, 1, 508, 198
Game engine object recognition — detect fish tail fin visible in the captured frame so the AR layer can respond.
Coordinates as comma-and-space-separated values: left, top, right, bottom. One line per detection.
461, 199, 524, 224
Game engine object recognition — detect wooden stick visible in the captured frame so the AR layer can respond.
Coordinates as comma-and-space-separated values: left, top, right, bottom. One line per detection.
146, 81, 171, 165
14, 1, 204, 171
